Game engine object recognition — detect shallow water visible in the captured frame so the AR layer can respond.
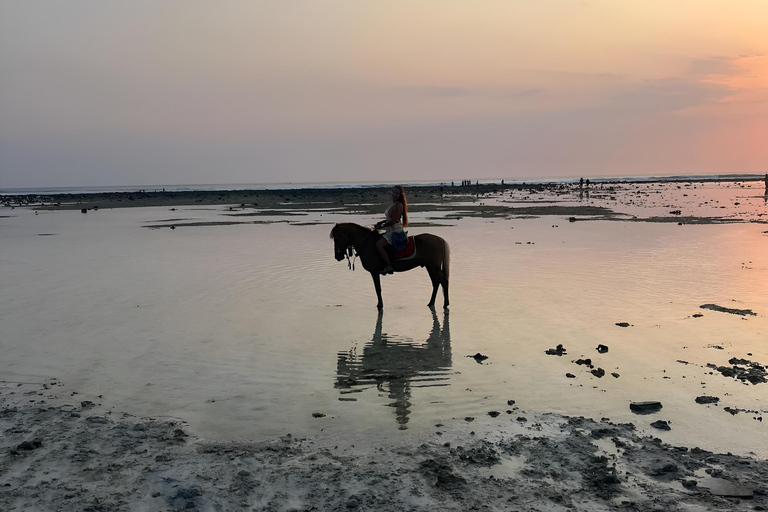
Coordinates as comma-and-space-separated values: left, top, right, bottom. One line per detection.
1, 185, 767, 456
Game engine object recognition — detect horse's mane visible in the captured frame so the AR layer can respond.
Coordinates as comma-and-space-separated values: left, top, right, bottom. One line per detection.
329, 223, 374, 239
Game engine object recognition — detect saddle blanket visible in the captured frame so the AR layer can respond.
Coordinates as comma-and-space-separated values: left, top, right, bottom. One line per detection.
393, 236, 416, 260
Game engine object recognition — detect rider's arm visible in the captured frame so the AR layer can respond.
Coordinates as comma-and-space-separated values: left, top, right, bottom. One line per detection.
380, 203, 403, 227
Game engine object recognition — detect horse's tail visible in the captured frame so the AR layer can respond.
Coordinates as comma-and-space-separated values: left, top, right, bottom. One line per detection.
441, 238, 450, 282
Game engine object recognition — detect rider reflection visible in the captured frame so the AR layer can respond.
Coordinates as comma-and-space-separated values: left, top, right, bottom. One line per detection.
336, 309, 452, 429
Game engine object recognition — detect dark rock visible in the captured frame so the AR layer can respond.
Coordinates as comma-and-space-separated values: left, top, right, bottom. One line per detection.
650, 420, 671, 430
487, 411, 500, 418
591, 368, 605, 378
419, 459, 466, 489
566, 373, 576, 378
575, 358, 592, 366
174, 487, 202, 500
468, 353, 488, 363
630, 401, 663, 414
700, 304, 757, 316
507, 400, 515, 406
615, 322, 630, 327
81, 401, 95, 409
312, 412, 326, 418
649, 463, 678, 476
692, 313, 703, 318
546, 344, 566, 356
611, 372, 620, 378
695, 396, 719, 404
464, 416, 474, 422
17, 439, 42, 451
596, 344, 609, 353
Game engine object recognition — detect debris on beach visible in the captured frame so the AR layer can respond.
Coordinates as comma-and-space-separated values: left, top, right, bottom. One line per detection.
700, 303, 757, 316
596, 344, 609, 353
707, 357, 767, 384
615, 322, 631, 327
695, 396, 720, 404
467, 353, 488, 363
545, 344, 566, 356
630, 401, 663, 414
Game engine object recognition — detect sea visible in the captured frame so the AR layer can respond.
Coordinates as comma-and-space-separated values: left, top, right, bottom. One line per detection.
1, 178, 766, 456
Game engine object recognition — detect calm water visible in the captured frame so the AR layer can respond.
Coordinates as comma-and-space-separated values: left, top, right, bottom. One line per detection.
1, 185, 766, 455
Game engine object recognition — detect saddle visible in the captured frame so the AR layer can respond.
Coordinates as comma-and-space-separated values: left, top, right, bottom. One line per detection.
390, 236, 416, 260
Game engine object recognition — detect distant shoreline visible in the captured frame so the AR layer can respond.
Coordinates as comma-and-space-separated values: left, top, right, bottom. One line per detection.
2, 173, 766, 196
2, 175, 767, 211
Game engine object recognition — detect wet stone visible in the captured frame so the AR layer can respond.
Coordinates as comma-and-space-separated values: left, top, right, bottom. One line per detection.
630, 401, 663, 414
546, 344, 566, 356
468, 353, 488, 363
650, 420, 671, 431
695, 396, 719, 405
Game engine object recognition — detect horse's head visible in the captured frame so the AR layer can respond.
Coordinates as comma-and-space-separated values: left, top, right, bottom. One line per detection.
330, 224, 352, 262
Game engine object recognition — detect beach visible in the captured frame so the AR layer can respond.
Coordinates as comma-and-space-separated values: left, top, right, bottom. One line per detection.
1, 179, 767, 511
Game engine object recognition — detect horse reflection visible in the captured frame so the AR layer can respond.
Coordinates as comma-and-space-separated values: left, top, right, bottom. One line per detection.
336, 309, 452, 429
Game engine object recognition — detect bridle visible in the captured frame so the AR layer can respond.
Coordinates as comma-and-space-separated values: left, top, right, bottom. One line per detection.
334, 231, 358, 270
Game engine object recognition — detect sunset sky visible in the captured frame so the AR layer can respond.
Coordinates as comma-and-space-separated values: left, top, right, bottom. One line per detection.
1, 1, 766, 188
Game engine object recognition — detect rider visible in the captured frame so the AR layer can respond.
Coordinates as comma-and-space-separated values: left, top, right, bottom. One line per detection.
375, 185, 409, 275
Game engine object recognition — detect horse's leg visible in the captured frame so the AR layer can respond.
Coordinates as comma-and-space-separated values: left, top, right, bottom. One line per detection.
426, 266, 441, 308
442, 272, 449, 309
371, 271, 384, 310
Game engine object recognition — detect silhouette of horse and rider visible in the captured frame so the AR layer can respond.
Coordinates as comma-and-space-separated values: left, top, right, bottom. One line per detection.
335, 310, 451, 429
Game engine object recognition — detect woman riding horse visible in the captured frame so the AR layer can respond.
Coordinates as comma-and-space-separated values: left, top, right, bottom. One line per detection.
374, 185, 408, 275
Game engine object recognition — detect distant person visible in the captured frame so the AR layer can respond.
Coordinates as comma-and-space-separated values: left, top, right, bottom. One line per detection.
579, 177, 584, 189
764, 174, 768, 194
375, 185, 409, 275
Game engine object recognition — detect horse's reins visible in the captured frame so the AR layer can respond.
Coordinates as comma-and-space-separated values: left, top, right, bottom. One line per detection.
337, 232, 358, 271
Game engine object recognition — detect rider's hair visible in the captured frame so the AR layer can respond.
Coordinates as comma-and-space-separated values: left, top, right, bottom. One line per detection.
395, 185, 409, 227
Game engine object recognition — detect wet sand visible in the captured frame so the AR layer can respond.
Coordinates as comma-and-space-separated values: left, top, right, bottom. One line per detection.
2, 179, 767, 511
3, 380, 767, 511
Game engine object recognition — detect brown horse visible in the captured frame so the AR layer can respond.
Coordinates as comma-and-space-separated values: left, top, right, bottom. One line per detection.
330, 223, 450, 310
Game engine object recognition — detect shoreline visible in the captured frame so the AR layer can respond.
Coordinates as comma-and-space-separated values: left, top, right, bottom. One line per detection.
2, 380, 766, 511
3, 176, 767, 212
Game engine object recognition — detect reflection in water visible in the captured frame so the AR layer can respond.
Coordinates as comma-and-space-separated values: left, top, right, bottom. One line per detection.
336, 309, 452, 429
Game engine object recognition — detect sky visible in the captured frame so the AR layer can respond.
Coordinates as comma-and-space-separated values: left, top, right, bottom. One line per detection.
1, 0, 767, 188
